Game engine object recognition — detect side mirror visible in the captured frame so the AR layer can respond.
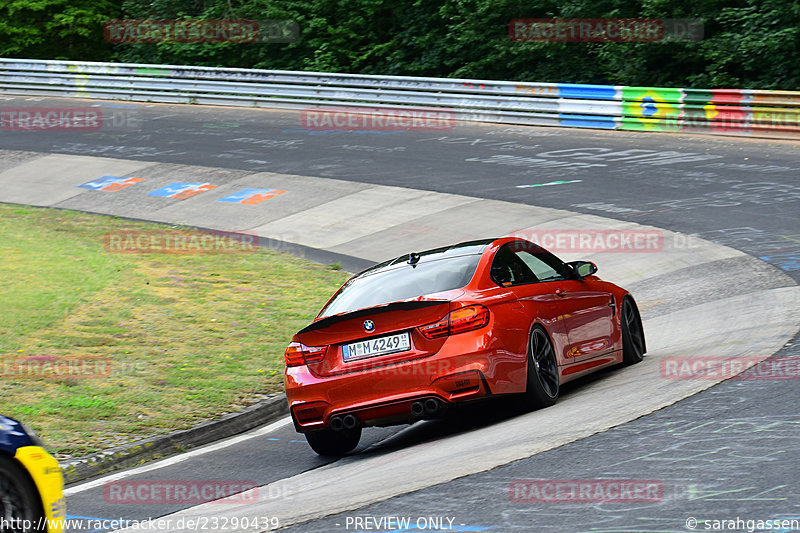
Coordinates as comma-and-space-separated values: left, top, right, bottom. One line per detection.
567, 260, 598, 279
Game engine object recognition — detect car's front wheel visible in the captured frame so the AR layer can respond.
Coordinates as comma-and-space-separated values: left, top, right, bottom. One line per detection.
304, 427, 361, 456
523, 325, 559, 409
0, 455, 47, 532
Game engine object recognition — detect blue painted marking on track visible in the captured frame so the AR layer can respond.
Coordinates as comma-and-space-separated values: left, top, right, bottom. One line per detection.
77, 176, 129, 190
760, 255, 800, 271
148, 182, 211, 198
218, 188, 278, 203
148, 183, 194, 197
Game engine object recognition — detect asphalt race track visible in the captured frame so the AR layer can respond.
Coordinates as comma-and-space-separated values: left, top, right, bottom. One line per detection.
1, 96, 799, 532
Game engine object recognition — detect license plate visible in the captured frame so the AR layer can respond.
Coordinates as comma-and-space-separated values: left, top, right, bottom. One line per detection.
342, 332, 411, 362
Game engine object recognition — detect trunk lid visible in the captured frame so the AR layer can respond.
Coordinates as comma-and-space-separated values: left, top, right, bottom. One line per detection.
296, 297, 457, 376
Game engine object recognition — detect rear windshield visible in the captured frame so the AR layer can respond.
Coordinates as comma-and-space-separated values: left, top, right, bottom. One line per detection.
319, 253, 482, 318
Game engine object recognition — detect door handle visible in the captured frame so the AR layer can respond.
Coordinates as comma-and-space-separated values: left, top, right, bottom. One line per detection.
555, 288, 566, 296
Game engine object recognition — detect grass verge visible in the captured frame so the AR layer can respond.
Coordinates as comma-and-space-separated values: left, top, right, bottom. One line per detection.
0, 204, 349, 456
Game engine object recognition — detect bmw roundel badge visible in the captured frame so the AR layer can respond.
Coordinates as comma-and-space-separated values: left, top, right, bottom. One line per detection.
363, 320, 375, 332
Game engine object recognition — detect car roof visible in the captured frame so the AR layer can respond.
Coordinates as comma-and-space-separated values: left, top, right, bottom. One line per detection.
354, 238, 498, 278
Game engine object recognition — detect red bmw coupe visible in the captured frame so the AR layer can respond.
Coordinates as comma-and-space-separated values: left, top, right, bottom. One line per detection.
284, 237, 646, 455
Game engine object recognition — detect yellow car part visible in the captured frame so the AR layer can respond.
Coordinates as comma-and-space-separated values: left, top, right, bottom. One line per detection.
14, 446, 66, 533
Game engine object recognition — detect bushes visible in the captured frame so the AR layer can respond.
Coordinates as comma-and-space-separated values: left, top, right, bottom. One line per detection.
2, 0, 798, 89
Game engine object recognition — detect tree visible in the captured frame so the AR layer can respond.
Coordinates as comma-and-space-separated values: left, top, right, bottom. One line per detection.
2, 0, 798, 89
0, 0, 121, 60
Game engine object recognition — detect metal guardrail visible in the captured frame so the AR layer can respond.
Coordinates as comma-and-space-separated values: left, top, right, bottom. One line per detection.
1, 58, 799, 139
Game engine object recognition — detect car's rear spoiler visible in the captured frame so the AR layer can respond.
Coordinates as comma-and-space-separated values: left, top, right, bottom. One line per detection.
298, 300, 448, 334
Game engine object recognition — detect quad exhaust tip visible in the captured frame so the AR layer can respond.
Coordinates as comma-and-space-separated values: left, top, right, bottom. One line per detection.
411, 398, 444, 418
424, 398, 441, 415
329, 416, 344, 431
331, 400, 445, 430
330, 414, 360, 431
342, 414, 360, 430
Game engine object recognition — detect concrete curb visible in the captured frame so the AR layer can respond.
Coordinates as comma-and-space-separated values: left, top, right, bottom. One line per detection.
62, 393, 288, 486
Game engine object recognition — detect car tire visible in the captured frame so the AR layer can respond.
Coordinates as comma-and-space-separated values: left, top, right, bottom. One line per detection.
621, 297, 646, 365
523, 325, 559, 409
0, 454, 47, 532
304, 427, 361, 456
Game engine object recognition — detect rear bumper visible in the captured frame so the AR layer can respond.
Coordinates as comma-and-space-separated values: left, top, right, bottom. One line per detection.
286, 338, 495, 431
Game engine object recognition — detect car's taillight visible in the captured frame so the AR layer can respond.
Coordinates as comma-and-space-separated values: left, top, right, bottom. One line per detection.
418, 316, 450, 338
449, 305, 490, 334
284, 342, 328, 367
419, 305, 489, 339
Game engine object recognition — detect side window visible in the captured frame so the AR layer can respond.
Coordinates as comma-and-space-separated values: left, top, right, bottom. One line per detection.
491, 242, 571, 286
490, 246, 537, 286
516, 251, 564, 282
